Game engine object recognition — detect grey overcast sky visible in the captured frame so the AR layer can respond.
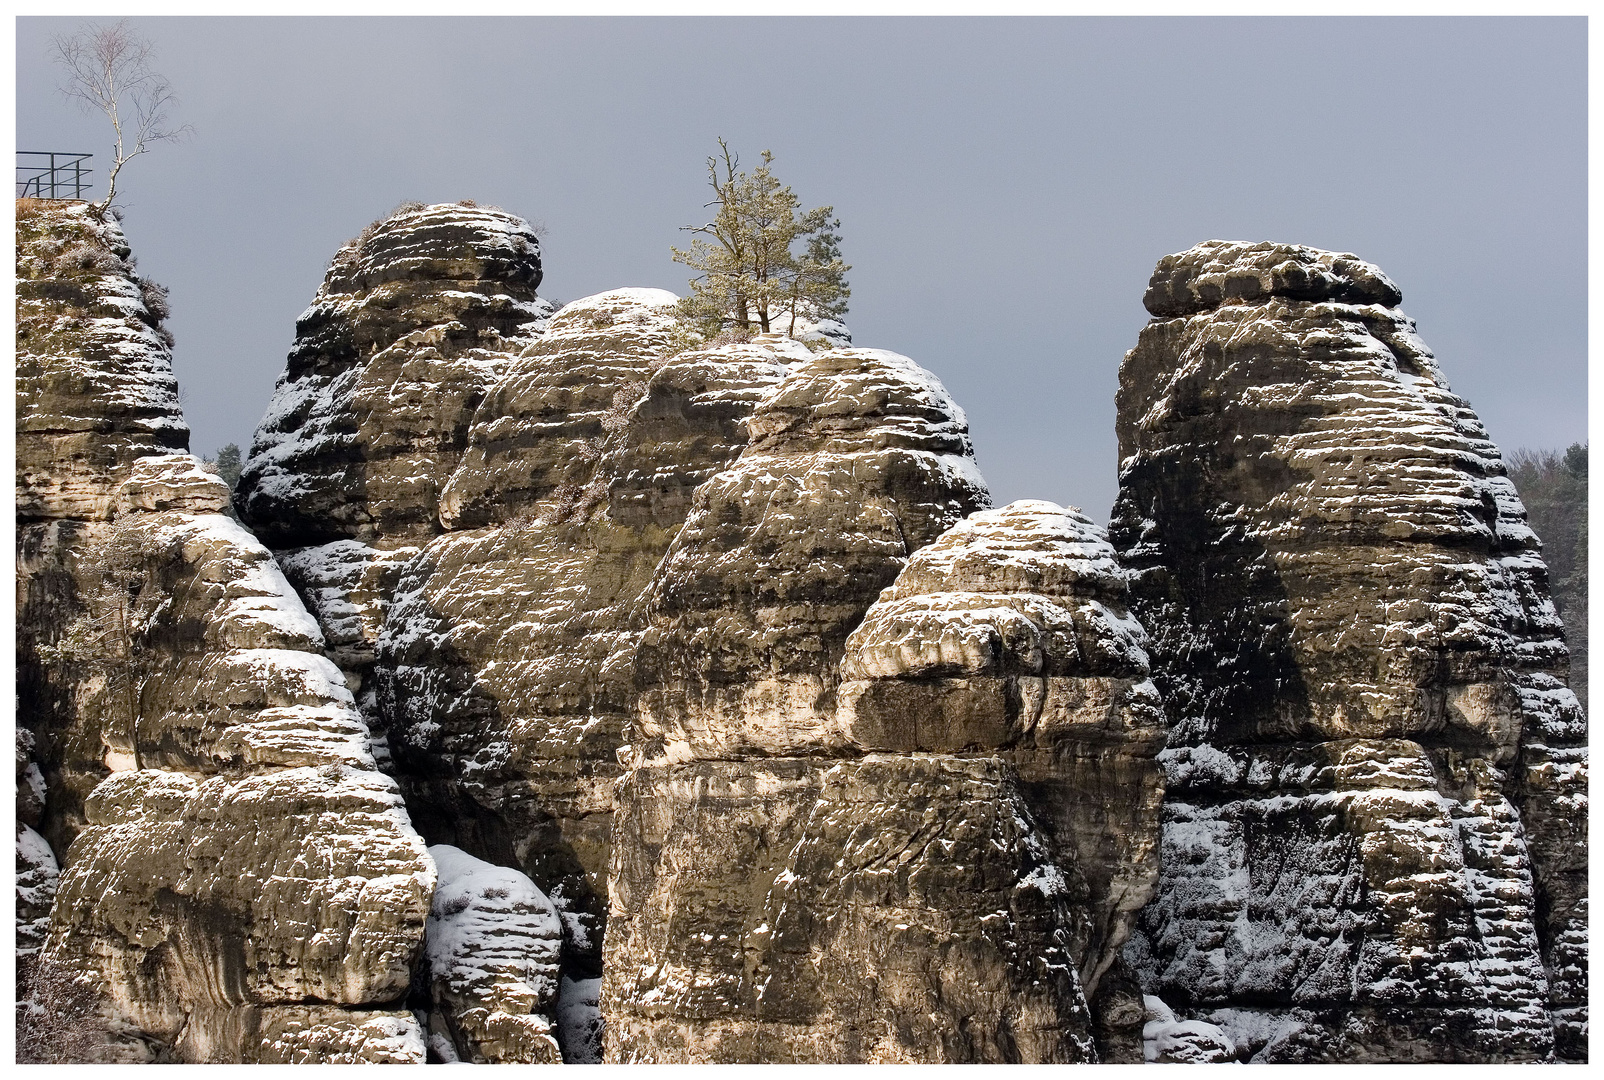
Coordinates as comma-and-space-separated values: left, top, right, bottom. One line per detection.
16, 16, 1587, 520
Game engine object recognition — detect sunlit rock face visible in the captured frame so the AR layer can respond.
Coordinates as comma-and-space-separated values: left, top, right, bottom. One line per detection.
41, 455, 434, 1063
1110, 240, 1587, 1062
17, 204, 438, 1063
374, 300, 812, 1004
837, 499, 1168, 1060
606, 363, 1139, 1063
232, 202, 555, 753
15, 200, 188, 523
15, 201, 188, 849
632, 347, 992, 761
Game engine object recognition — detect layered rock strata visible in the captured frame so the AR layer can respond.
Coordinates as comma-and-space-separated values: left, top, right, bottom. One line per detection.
16, 201, 188, 849
837, 500, 1168, 1060
234, 201, 553, 549
605, 365, 1161, 1062
1110, 240, 1589, 1062
17, 202, 435, 1063
235, 215, 839, 1060
16, 200, 187, 522
43, 456, 434, 1062
232, 203, 555, 737
375, 297, 811, 988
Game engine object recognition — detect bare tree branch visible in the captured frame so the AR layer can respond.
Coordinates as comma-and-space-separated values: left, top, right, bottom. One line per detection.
50, 20, 193, 217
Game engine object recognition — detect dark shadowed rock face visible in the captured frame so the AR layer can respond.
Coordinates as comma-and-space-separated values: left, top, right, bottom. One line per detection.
1110, 240, 1587, 1062
235, 202, 554, 550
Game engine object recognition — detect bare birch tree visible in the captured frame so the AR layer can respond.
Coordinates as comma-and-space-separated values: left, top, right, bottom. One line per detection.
51, 20, 191, 216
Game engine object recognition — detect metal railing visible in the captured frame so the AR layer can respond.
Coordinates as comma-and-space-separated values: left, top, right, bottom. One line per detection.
16, 152, 94, 200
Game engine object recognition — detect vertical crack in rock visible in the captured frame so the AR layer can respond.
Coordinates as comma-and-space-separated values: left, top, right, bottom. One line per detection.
1110, 240, 1588, 1062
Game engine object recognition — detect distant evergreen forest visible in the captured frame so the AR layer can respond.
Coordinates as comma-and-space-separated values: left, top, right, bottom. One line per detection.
1509, 444, 1588, 709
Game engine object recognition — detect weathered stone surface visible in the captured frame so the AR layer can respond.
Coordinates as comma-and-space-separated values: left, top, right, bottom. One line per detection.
374, 307, 807, 993
424, 844, 564, 1063
171, 1005, 425, 1063
17, 728, 47, 829
15, 200, 188, 865
604, 357, 1132, 1064
235, 201, 553, 549
1110, 240, 1588, 1062
35, 456, 434, 1062
634, 347, 991, 760
437, 287, 689, 528
16, 823, 59, 957
1141, 995, 1236, 1063
275, 540, 420, 718
15, 200, 188, 522
839, 501, 1167, 1012
603, 756, 1095, 1063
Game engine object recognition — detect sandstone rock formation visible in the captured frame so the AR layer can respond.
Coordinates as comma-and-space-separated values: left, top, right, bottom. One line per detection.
365, 294, 811, 993
43, 456, 434, 1062
16, 200, 188, 849
16, 732, 54, 957
16, 823, 58, 958
631, 347, 991, 760
17, 201, 435, 1064
234, 201, 553, 549
15, 200, 188, 523
604, 366, 1169, 1061
235, 209, 838, 1060
837, 500, 1168, 1060
26, 189, 1585, 1066
1110, 240, 1589, 1062
373, 287, 717, 957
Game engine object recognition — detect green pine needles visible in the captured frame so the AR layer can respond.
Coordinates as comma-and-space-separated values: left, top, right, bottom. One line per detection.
672, 139, 850, 344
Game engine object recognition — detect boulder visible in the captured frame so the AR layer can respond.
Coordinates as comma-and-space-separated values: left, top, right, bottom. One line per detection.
424, 844, 565, 1063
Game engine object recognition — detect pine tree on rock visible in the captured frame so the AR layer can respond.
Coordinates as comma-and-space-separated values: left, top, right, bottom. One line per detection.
671, 139, 850, 341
